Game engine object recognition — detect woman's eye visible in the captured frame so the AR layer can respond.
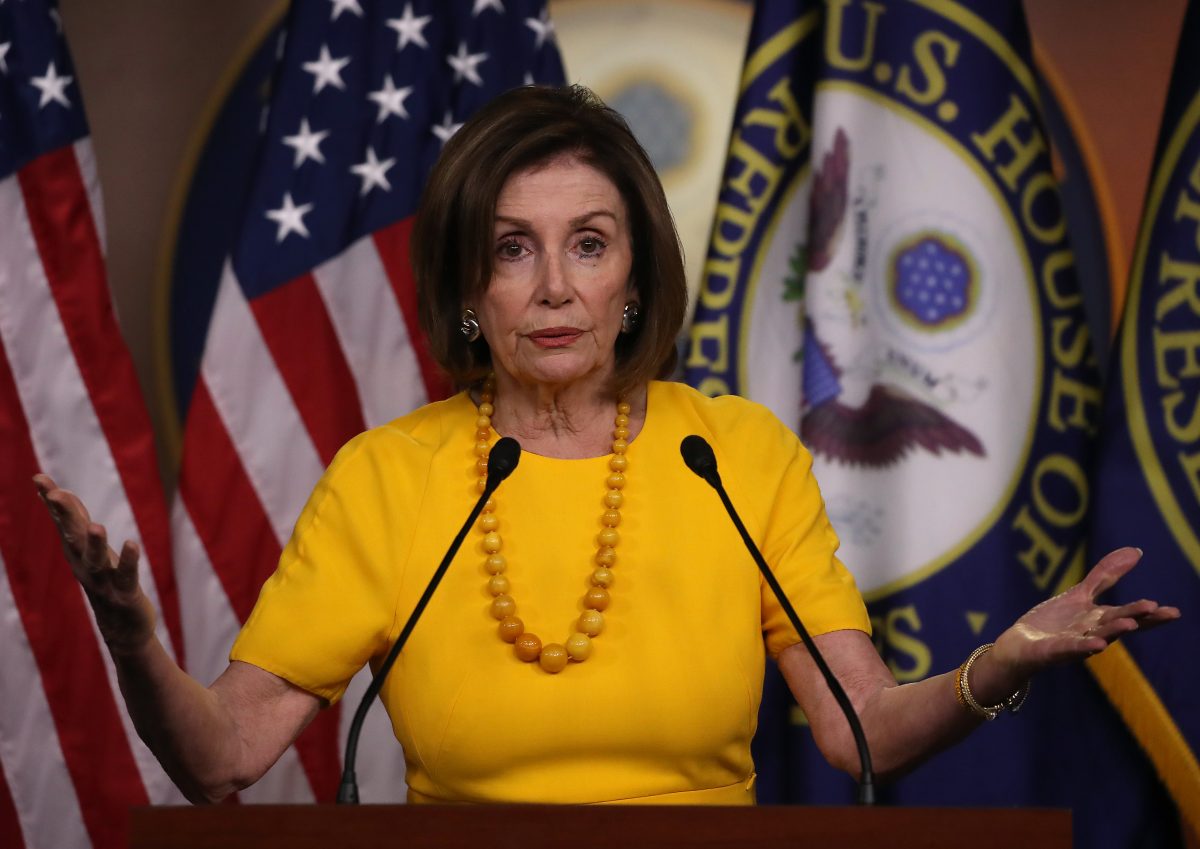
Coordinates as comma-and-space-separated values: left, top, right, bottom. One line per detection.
498, 240, 526, 259
579, 236, 606, 256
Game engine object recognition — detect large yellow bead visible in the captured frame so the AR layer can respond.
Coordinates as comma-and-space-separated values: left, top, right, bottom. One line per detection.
615, 414, 629, 428
595, 547, 616, 567
490, 594, 516, 619
565, 632, 592, 661
609, 455, 628, 472
514, 633, 542, 662
597, 527, 620, 548
485, 554, 507, 574
606, 473, 626, 490
487, 574, 510, 596
604, 490, 624, 509
475, 440, 490, 457
476, 458, 489, 476
613, 427, 630, 440
612, 439, 628, 454
578, 610, 604, 636
479, 513, 499, 532
602, 509, 621, 527
539, 643, 569, 673
476, 416, 492, 430
478, 402, 494, 416
591, 567, 614, 587
585, 586, 611, 611
476, 477, 488, 493
476, 428, 492, 441
483, 532, 502, 553
498, 616, 524, 643
617, 402, 631, 415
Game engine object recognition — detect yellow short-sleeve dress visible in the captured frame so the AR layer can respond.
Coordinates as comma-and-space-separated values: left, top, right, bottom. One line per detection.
231, 381, 870, 805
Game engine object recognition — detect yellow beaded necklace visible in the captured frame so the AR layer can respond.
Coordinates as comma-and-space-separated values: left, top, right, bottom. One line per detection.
473, 375, 630, 673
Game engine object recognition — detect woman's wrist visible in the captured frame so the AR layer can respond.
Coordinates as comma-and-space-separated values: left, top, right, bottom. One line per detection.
957, 643, 1031, 720
89, 591, 158, 658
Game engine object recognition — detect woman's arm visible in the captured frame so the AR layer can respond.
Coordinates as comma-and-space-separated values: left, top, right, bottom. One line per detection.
35, 475, 320, 803
114, 646, 320, 803
778, 547, 1180, 780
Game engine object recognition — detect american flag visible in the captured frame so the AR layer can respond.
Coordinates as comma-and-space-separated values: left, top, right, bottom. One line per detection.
170, 0, 564, 804
0, 2, 187, 848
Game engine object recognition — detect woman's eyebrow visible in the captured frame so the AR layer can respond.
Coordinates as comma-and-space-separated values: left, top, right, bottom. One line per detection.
492, 209, 618, 230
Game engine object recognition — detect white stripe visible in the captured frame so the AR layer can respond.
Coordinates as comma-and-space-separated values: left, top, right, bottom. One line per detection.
201, 263, 325, 545
339, 667, 407, 803
72, 141, 105, 258
235, 748, 316, 804
171, 502, 315, 803
0, 175, 185, 804
172, 500, 243, 689
0, 176, 172, 653
0, 551, 93, 849
312, 238, 428, 428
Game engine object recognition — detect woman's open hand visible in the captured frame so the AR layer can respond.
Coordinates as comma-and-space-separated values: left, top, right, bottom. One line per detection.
33, 474, 157, 655
991, 547, 1180, 678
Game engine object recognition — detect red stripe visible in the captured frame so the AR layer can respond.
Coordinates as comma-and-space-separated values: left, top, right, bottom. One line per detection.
249, 275, 366, 466
0, 335, 148, 849
0, 762, 26, 849
293, 709, 341, 803
178, 379, 282, 623
372, 218, 453, 401
178, 379, 341, 801
17, 147, 184, 669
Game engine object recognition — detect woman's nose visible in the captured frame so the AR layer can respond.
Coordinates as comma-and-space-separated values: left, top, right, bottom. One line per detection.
536, 253, 572, 306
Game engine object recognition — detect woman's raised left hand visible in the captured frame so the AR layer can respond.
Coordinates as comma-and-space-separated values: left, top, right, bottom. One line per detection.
990, 547, 1180, 678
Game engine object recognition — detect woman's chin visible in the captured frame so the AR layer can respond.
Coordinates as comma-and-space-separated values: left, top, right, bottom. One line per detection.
508, 354, 606, 388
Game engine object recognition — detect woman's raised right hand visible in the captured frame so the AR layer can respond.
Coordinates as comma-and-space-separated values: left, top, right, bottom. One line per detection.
33, 474, 157, 655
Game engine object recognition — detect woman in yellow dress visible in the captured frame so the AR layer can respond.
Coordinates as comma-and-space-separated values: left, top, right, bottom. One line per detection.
34, 85, 1178, 805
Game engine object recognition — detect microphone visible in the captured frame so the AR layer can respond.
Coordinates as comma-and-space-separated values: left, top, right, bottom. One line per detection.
337, 436, 521, 804
680, 435, 876, 805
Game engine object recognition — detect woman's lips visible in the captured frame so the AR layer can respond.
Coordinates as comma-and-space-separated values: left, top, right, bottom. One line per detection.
527, 327, 583, 348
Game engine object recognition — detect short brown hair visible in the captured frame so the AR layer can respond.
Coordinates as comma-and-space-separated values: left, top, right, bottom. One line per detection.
412, 84, 686, 397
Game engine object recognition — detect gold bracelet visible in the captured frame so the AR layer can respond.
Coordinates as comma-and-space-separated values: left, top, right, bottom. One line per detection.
954, 643, 1030, 721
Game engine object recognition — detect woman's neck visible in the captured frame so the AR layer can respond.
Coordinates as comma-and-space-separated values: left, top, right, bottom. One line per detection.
485, 372, 648, 459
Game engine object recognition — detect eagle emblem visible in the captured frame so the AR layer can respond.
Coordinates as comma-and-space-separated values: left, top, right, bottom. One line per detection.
799, 127, 985, 469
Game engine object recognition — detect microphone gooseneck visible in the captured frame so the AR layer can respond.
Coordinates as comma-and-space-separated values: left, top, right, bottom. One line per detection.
679, 435, 876, 805
337, 437, 521, 804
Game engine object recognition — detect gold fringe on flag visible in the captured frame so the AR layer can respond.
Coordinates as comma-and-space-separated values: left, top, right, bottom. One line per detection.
1088, 643, 1200, 841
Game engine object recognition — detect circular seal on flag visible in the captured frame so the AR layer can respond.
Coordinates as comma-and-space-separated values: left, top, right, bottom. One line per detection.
743, 86, 1039, 599
678, 2, 1099, 608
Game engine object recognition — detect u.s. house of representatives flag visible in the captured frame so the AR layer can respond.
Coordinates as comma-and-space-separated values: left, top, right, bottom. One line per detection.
0, 2, 186, 848
169, 0, 563, 804
688, 1, 1181, 845
1090, 0, 1200, 838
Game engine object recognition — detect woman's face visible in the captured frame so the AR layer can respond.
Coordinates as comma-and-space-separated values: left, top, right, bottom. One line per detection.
476, 155, 636, 392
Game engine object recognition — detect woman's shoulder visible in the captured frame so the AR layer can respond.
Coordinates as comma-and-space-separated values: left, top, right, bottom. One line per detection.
651, 381, 797, 448
325, 392, 473, 480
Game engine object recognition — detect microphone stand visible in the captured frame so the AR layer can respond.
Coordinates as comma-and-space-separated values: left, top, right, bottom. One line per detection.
337, 437, 521, 804
680, 435, 876, 805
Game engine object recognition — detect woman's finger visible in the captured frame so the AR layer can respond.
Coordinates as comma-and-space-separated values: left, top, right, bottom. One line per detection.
1097, 599, 1159, 625
83, 523, 111, 574
1082, 547, 1142, 598
112, 541, 141, 593
32, 473, 58, 498
1084, 617, 1140, 644
37, 485, 93, 555
1133, 606, 1181, 631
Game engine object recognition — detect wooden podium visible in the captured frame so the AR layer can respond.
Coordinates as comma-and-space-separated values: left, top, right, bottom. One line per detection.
131, 804, 1070, 848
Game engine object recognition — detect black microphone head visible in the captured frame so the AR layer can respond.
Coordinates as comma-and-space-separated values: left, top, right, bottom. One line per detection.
680, 434, 720, 488
486, 437, 521, 487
